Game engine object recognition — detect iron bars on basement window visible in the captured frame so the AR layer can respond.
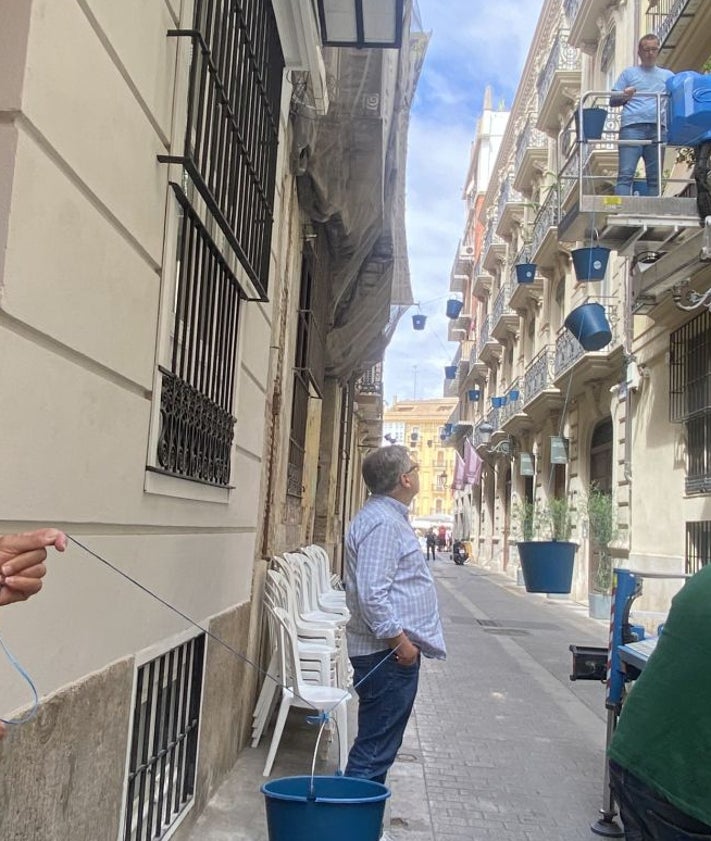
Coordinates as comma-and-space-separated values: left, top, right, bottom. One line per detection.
123, 634, 205, 841
162, 0, 284, 300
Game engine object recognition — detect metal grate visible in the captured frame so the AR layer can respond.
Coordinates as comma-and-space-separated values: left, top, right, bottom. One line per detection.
161, 0, 284, 299
155, 189, 241, 487
686, 521, 711, 574
123, 635, 205, 841
669, 309, 711, 423
686, 414, 711, 494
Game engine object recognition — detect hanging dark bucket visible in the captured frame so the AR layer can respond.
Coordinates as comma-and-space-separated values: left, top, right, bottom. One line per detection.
515, 263, 537, 283
564, 302, 612, 352
444, 365, 457, 380
467, 389, 481, 401
508, 389, 520, 401
491, 396, 505, 408
446, 299, 464, 319
571, 246, 610, 282
576, 107, 607, 141
518, 541, 577, 594
412, 314, 427, 330
443, 423, 453, 435
262, 776, 390, 841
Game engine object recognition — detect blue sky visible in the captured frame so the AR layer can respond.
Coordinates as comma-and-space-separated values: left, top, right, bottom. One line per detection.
383, 0, 544, 405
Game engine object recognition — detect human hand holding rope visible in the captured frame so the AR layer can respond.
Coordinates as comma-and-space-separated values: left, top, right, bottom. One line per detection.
0, 528, 66, 607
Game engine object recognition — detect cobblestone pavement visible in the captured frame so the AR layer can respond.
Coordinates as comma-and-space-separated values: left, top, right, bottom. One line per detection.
186, 559, 611, 841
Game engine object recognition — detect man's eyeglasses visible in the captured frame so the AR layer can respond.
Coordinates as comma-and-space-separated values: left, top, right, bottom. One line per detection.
404, 463, 419, 475
640, 46, 659, 53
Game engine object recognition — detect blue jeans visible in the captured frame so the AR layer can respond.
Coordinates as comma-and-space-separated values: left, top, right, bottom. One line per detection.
345, 650, 420, 784
616, 123, 664, 196
609, 760, 711, 840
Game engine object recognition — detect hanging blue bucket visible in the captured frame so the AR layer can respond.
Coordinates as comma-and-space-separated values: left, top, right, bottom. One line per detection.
262, 776, 390, 841
443, 423, 453, 435
412, 314, 427, 330
508, 389, 520, 401
571, 246, 610, 282
491, 396, 505, 408
444, 365, 457, 380
446, 299, 464, 319
564, 302, 612, 351
515, 263, 537, 283
468, 389, 481, 401
518, 542, 576, 594
576, 107, 607, 141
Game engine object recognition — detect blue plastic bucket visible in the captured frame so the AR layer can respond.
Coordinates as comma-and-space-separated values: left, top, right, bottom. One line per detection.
262, 776, 390, 841
444, 365, 457, 380
412, 314, 427, 330
564, 302, 612, 351
518, 541, 576, 594
468, 389, 481, 401
575, 107, 607, 141
446, 298, 464, 319
515, 263, 537, 283
508, 389, 520, 401
571, 246, 610, 281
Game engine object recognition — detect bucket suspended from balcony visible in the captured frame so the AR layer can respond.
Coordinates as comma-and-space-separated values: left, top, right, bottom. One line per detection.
444, 365, 457, 380
571, 246, 610, 282
467, 389, 481, 401
564, 302, 612, 352
515, 263, 537, 284
491, 396, 506, 408
575, 107, 607, 141
412, 313, 427, 330
446, 298, 464, 319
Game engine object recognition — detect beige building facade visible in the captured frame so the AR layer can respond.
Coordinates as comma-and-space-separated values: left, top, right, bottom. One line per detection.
445, 0, 711, 615
0, 1, 423, 838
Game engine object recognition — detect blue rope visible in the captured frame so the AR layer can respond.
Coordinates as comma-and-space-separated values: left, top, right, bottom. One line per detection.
0, 631, 39, 727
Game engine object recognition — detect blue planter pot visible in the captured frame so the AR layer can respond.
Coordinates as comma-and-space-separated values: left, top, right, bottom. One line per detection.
444, 365, 457, 380
412, 314, 427, 330
564, 302, 612, 351
576, 107, 607, 141
517, 541, 577, 594
467, 389, 481, 401
446, 299, 464, 319
572, 246, 610, 281
515, 263, 537, 283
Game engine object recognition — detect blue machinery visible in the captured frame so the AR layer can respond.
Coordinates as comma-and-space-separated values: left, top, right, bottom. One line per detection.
569, 568, 689, 837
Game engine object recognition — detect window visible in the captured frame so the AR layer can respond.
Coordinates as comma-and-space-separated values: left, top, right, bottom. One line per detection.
123, 635, 205, 841
686, 521, 711, 574
670, 311, 711, 493
154, 0, 284, 488
287, 253, 326, 498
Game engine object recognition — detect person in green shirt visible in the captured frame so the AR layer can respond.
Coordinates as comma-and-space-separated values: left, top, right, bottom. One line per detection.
608, 563, 711, 840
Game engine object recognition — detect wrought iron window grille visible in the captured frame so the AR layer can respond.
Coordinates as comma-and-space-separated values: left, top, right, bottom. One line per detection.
123, 635, 205, 841
159, 0, 284, 302
686, 520, 711, 574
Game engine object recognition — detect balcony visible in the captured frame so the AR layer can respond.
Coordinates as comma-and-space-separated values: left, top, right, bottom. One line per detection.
528, 188, 559, 269
467, 342, 489, 383
482, 220, 508, 273
647, 0, 709, 71
509, 255, 544, 313
513, 118, 548, 196
491, 282, 519, 341
553, 300, 623, 383
450, 243, 475, 292
355, 363, 383, 399
496, 176, 526, 239
472, 263, 494, 299
522, 346, 562, 423
448, 310, 472, 341
566, 0, 621, 54
536, 29, 581, 137
477, 315, 502, 367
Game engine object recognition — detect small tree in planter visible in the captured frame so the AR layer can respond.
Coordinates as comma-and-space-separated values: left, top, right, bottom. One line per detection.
513, 495, 577, 594
586, 487, 618, 618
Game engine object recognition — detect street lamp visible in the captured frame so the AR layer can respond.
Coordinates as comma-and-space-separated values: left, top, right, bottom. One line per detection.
316, 0, 405, 49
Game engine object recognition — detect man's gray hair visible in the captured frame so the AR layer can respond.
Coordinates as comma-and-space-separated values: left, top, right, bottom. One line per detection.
362, 445, 412, 495
639, 33, 660, 47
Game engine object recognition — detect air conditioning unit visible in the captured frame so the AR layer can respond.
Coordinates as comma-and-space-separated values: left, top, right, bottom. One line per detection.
459, 245, 475, 258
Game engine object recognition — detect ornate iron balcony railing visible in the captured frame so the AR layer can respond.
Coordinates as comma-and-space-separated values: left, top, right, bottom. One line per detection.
537, 29, 580, 108
647, 0, 690, 47
529, 188, 558, 258
524, 346, 555, 403
514, 118, 548, 175
493, 282, 514, 326
477, 315, 492, 358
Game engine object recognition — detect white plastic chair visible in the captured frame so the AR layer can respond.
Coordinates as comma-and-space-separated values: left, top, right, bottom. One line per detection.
262, 604, 350, 777
298, 549, 348, 617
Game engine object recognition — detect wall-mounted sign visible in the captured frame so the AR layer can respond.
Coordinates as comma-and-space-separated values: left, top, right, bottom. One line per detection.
550, 436, 569, 464
519, 452, 535, 476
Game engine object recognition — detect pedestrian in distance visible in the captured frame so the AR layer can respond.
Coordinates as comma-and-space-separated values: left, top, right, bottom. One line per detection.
344, 445, 446, 785
610, 33, 674, 196
425, 528, 436, 561
608, 563, 711, 839
0, 527, 67, 740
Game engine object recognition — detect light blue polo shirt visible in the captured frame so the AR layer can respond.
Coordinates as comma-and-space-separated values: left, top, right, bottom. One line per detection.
613, 65, 674, 127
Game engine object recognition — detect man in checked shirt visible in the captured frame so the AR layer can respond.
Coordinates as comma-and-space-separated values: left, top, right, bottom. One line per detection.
344, 445, 446, 785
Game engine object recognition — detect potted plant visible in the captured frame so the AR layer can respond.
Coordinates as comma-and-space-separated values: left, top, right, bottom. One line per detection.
513, 496, 577, 594
586, 487, 618, 619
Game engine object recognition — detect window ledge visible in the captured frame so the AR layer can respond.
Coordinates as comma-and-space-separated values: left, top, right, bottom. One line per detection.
144, 470, 230, 504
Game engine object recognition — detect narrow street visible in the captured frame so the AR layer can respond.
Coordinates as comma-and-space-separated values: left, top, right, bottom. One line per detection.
188, 557, 610, 841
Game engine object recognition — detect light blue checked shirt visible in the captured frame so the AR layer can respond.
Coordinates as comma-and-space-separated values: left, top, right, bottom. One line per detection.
344, 495, 446, 660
